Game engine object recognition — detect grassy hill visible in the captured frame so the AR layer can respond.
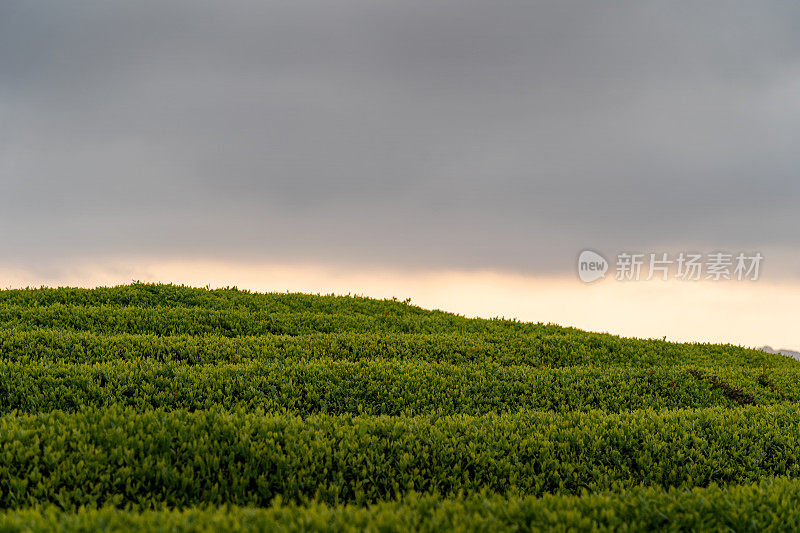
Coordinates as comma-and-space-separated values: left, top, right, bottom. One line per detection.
0, 283, 798, 531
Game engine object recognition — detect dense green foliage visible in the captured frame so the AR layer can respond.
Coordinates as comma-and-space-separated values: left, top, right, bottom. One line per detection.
2, 478, 800, 532
2, 359, 799, 415
0, 283, 797, 530
0, 327, 787, 368
4, 406, 800, 508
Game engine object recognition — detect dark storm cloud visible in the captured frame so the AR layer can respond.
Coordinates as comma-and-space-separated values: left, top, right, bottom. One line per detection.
2, 1, 799, 275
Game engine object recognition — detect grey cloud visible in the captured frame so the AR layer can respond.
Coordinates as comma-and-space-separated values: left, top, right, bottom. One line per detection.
1, 1, 799, 276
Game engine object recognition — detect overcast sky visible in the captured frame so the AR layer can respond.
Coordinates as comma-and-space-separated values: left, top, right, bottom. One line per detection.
2, 1, 799, 277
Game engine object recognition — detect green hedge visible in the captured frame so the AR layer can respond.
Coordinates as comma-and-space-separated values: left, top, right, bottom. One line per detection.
2, 359, 773, 415
0, 304, 508, 336
0, 283, 437, 319
3, 406, 800, 508
1, 284, 798, 526
0, 327, 785, 370
2, 478, 800, 532
0, 284, 784, 369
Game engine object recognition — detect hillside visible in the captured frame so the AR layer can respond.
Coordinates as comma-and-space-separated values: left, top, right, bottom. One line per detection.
1, 283, 799, 531
762, 345, 800, 362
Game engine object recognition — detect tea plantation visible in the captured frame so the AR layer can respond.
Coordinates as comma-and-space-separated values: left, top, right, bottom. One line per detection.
1, 283, 799, 531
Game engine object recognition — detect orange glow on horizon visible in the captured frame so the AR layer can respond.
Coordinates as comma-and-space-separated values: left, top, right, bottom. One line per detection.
2, 257, 798, 352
